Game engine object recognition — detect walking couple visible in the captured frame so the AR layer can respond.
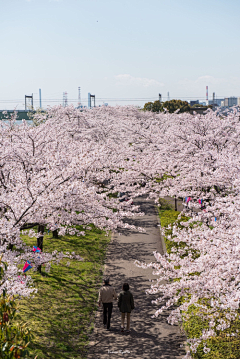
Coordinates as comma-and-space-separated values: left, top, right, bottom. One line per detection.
98, 278, 134, 333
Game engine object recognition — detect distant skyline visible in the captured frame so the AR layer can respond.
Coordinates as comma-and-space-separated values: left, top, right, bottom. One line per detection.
1, 0, 240, 109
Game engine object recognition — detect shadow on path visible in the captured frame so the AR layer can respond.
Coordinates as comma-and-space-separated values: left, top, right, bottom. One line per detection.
87, 197, 186, 359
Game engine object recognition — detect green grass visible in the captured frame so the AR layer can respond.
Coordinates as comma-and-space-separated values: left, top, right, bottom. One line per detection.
158, 199, 240, 359
182, 304, 240, 359
18, 225, 110, 359
158, 208, 189, 254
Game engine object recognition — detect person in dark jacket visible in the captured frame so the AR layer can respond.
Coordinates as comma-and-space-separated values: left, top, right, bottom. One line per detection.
118, 282, 134, 333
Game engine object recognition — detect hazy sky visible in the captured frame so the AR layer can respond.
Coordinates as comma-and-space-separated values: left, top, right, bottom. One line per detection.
1, 0, 240, 109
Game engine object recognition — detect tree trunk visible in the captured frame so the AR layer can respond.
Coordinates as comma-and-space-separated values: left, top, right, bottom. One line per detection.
7, 243, 14, 251
37, 225, 44, 273
7, 235, 15, 250
174, 196, 177, 211
52, 229, 59, 239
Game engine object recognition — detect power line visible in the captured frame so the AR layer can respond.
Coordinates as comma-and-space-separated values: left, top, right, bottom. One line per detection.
0, 96, 233, 102
0, 96, 237, 108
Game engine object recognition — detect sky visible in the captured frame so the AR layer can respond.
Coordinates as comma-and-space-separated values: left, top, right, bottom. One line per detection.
0, 0, 240, 109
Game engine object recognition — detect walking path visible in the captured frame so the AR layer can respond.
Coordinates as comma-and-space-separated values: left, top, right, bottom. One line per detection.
87, 197, 186, 359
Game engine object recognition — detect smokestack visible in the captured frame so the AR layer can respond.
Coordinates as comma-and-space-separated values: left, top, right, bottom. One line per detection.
206, 86, 208, 105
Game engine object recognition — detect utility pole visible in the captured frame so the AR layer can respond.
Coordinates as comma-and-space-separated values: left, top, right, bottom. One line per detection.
88, 93, 91, 108
39, 89, 42, 109
78, 87, 81, 107
65, 92, 68, 107
63, 92, 68, 107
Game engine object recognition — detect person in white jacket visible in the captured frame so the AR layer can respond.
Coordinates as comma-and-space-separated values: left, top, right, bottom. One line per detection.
98, 278, 117, 330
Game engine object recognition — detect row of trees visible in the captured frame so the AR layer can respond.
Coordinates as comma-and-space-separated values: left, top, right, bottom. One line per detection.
135, 106, 240, 357
1, 105, 164, 357
1, 105, 240, 357
143, 99, 191, 113
31, 105, 240, 357
143, 99, 213, 113
3, 104, 177, 297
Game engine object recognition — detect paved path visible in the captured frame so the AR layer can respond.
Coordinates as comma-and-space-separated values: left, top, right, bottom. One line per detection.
87, 197, 186, 359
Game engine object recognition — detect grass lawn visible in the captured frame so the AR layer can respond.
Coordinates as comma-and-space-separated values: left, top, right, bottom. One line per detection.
18, 225, 110, 359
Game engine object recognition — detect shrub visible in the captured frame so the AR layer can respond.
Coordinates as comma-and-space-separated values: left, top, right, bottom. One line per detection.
0, 258, 34, 359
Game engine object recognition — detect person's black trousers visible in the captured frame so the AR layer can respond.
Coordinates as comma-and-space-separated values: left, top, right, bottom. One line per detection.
103, 302, 113, 329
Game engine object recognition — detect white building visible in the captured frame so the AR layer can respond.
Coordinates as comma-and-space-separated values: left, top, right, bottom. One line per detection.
223, 97, 238, 107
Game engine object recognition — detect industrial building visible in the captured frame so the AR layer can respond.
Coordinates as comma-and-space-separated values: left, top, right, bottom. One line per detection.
223, 97, 238, 107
